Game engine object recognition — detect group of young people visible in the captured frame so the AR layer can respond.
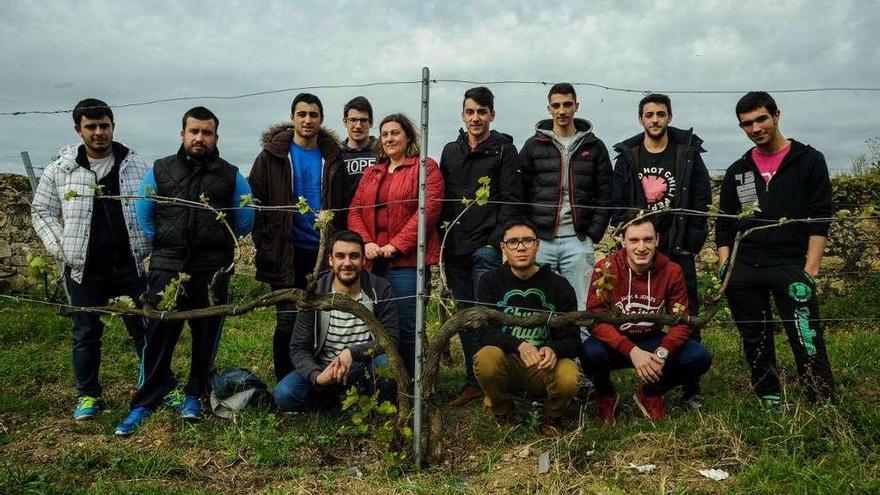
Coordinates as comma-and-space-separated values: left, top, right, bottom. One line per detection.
31, 85, 836, 438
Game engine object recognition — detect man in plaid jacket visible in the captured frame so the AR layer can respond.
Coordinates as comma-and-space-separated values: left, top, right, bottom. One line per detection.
31, 98, 151, 421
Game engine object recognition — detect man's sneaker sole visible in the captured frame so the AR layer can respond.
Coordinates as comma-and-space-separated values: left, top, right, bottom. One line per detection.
74, 410, 98, 421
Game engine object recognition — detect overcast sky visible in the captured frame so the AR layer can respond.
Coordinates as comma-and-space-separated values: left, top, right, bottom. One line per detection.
2, 0, 878, 178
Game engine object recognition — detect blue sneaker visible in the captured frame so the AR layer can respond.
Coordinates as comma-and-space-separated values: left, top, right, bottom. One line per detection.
180, 395, 203, 421
163, 389, 185, 410
114, 407, 153, 437
73, 396, 102, 420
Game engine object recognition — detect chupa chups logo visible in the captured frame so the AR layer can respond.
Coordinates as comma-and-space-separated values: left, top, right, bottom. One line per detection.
788, 281, 812, 302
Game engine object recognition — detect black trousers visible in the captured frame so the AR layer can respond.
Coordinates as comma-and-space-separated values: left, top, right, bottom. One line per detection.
131, 269, 230, 409
668, 252, 701, 397
65, 262, 146, 397
725, 262, 835, 401
271, 247, 318, 381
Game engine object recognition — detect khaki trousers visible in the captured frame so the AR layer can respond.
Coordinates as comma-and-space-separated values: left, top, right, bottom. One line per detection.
473, 345, 581, 417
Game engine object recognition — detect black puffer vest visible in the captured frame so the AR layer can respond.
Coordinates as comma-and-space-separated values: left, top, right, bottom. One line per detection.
519, 119, 613, 243
150, 145, 238, 272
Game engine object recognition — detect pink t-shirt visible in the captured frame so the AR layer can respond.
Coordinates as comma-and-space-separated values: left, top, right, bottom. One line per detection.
751, 143, 791, 184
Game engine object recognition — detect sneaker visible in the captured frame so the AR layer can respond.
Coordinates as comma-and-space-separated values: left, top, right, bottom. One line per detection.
163, 389, 185, 410
595, 392, 619, 424
760, 394, 781, 409
682, 394, 703, 411
180, 395, 203, 421
449, 385, 483, 408
73, 396, 102, 421
539, 415, 562, 437
633, 387, 665, 420
114, 407, 153, 437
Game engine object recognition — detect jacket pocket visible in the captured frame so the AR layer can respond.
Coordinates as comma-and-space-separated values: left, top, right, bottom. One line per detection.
253, 224, 284, 274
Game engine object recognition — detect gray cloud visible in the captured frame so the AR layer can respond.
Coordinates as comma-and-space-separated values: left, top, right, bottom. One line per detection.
2, 0, 878, 177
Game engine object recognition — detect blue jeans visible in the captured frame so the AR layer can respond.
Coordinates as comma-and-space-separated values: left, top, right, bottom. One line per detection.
372, 262, 425, 377
537, 236, 594, 337
64, 262, 146, 397
581, 335, 711, 397
273, 354, 396, 411
444, 246, 503, 387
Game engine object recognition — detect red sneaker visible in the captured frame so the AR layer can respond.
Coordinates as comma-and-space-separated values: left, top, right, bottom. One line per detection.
595, 392, 619, 424
633, 387, 665, 420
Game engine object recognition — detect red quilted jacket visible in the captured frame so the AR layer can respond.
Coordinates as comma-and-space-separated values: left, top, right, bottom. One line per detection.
348, 155, 444, 268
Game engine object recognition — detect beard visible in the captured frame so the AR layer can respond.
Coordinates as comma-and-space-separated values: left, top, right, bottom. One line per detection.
646, 126, 667, 140
335, 268, 360, 286
184, 143, 214, 158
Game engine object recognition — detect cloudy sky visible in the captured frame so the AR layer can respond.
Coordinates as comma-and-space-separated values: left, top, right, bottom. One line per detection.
2, 0, 878, 178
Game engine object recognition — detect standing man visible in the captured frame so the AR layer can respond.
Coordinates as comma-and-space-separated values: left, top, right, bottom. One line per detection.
273, 230, 399, 411
610, 93, 712, 407
440, 86, 522, 407
340, 96, 377, 206
717, 91, 835, 406
249, 93, 347, 382
115, 107, 254, 436
32, 98, 151, 420
519, 83, 613, 315
474, 220, 582, 436
582, 218, 712, 422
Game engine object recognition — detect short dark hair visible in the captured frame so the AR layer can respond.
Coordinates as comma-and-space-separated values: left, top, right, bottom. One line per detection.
463, 86, 495, 112
291, 92, 324, 118
182, 106, 219, 132
72, 98, 113, 125
548, 83, 577, 101
735, 91, 778, 120
375, 113, 420, 161
500, 218, 538, 239
344, 96, 373, 123
619, 215, 658, 238
327, 230, 365, 255
638, 93, 672, 116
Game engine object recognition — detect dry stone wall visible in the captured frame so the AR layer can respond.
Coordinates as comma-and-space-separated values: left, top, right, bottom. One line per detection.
0, 174, 47, 291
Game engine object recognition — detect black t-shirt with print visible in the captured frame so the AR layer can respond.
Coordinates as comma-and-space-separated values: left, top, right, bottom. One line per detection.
637, 143, 677, 233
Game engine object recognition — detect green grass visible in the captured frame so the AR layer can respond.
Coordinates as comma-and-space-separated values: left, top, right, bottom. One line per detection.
1, 275, 879, 494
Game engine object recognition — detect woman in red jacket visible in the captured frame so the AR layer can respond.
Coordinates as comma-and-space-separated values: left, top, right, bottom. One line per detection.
348, 113, 444, 376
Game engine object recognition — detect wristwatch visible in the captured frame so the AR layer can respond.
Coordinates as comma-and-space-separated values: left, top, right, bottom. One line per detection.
655, 347, 669, 360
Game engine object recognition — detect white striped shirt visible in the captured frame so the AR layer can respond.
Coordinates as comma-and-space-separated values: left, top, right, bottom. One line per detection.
318, 290, 374, 365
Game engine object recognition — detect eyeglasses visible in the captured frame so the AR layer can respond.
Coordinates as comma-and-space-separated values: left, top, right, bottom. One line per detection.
345, 117, 371, 125
738, 114, 772, 128
502, 237, 537, 249
549, 101, 575, 109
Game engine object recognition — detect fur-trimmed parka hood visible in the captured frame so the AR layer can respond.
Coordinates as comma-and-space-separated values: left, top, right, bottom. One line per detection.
259, 123, 341, 159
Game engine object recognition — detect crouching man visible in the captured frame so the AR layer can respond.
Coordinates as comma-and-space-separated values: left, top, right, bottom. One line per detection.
473, 220, 582, 436
273, 230, 399, 411
582, 217, 711, 422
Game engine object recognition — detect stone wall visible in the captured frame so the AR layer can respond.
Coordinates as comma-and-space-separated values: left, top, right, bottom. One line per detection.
0, 174, 48, 291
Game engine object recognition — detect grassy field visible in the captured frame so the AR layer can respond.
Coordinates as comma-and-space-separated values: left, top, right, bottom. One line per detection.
1, 276, 879, 494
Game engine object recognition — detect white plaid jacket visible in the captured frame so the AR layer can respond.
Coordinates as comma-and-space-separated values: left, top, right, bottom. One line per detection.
30, 143, 151, 283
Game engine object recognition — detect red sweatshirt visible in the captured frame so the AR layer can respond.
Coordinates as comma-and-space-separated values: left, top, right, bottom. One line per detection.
587, 249, 692, 356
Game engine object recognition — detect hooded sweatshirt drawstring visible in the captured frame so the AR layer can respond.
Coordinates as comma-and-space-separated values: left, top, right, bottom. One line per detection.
626, 267, 652, 312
